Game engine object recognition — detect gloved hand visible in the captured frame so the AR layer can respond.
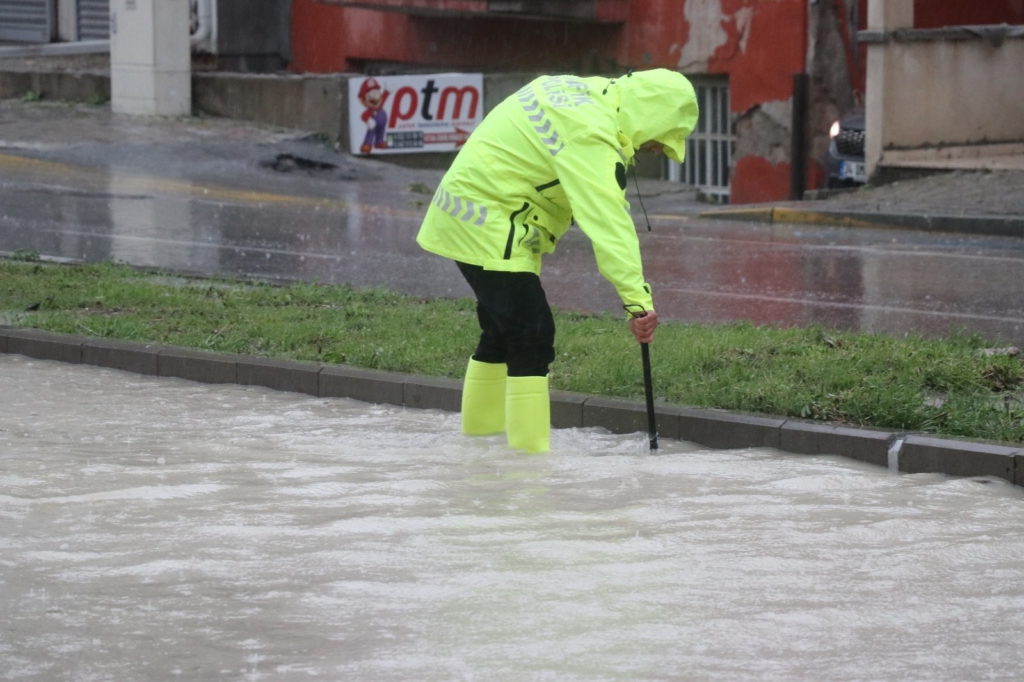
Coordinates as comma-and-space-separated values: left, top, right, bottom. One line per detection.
367, 118, 377, 130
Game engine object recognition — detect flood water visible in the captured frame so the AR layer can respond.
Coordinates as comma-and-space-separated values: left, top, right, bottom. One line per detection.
4, 355, 1024, 680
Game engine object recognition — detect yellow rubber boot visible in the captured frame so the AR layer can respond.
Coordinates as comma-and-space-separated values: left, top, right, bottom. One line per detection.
505, 375, 550, 453
461, 359, 507, 435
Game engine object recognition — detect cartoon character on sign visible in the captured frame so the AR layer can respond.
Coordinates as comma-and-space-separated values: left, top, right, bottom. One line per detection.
358, 78, 390, 154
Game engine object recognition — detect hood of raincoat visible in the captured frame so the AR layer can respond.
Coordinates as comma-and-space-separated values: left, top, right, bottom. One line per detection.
613, 69, 699, 164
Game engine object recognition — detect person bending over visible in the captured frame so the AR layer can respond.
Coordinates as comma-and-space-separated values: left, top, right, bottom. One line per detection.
416, 68, 699, 453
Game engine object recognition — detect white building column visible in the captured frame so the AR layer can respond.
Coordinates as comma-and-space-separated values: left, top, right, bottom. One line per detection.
110, 0, 191, 116
864, 0, 913, 178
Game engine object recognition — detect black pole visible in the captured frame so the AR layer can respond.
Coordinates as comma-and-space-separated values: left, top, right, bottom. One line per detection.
790, 72, 810, 201
641, 342, 658, 451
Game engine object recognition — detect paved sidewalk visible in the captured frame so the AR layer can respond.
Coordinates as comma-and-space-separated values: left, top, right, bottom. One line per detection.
812, 170, 1024, 217
696, 170, 1024, 237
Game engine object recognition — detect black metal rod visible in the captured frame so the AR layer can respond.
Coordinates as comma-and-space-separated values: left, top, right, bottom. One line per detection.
790, 72, 810, 200
641, 342, 658, 451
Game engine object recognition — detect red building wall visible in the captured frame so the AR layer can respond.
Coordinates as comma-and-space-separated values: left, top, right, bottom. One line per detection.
291, 0, 805, 115
290, 1, 624, 73
291, 0, 808, 204
290, 0, 1024, 204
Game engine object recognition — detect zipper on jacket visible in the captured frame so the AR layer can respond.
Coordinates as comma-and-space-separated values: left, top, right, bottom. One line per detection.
504, 202, 531, 260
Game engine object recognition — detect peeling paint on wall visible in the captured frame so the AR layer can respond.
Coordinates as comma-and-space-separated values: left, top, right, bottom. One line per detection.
735, 104, 790, 164
730, 97, 802, 203
675, 0, 729, 73
710, 0, 805, 113
734, 7, 754, 52
759, 99, 792, 133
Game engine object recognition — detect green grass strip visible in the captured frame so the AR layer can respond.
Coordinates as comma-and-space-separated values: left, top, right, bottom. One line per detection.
3, 260, 1023, 445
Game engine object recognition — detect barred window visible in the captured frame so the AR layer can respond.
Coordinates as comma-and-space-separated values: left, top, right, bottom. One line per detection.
667, 78, 735, 204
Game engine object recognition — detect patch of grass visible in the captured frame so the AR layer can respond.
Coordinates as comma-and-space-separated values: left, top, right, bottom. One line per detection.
3, 260, 1022, 445
11, 249, 40, 262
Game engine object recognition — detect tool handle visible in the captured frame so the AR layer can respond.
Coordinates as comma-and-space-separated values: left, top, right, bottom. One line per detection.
641, 342, 658, 451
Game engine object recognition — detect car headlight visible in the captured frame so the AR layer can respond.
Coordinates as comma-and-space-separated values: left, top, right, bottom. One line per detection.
830, 120, 840, 138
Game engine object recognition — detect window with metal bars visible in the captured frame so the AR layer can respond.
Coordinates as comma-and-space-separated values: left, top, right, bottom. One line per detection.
667, 78, 735, 204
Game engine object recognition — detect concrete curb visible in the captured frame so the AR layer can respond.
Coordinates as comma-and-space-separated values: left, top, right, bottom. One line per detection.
3, 326, 1023, 484
0, 40, 109, 59
700, 206, 1024, 238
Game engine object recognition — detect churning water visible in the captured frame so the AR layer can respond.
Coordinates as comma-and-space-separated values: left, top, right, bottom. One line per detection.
3, 355, 1024, 681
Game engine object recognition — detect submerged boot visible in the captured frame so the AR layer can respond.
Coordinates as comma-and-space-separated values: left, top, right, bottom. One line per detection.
461, 359, 507, 435
505, 375, 550, 453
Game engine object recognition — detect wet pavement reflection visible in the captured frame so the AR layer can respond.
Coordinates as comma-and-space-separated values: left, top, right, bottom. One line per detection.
2, 149, 1023, 345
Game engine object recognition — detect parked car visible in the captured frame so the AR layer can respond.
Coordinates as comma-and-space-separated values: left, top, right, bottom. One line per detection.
825, 109, 866, 188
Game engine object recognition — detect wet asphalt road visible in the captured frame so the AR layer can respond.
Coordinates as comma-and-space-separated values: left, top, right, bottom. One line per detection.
1, 136, 1023, 346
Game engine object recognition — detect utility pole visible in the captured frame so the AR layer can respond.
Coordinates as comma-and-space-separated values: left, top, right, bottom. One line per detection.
110, 0, 191, 116
865, 0, 913, 179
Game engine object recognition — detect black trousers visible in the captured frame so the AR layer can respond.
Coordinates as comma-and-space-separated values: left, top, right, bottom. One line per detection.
456, 261, 556, 377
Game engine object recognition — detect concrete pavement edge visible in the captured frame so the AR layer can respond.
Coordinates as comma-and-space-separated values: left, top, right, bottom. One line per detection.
700, 206, 1024, 238
3, 325, 1023, 485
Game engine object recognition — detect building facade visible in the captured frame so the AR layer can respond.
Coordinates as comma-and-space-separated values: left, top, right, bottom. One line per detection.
287, 0, 1023, 203
3, 0, 1019, 202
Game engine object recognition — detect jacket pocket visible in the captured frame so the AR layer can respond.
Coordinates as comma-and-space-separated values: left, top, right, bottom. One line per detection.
527, 209, 568, 255
503, 202, 532, 260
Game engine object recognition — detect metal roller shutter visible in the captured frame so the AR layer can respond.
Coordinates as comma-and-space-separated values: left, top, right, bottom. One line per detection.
77, 0, 109, 40
0, 0, 55, 43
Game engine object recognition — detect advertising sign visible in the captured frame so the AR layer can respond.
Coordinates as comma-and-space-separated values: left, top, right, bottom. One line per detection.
348, 73, 484, 155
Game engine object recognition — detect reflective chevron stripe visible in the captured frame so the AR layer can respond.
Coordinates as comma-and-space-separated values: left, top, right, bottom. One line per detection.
517, 86, 566, 158
463, 200, 487, 226
448, 195, 462, 217
433, 186, 490, 227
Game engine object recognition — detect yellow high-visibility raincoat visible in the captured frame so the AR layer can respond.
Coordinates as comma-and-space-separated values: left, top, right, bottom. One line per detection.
416, 68, 699, 312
